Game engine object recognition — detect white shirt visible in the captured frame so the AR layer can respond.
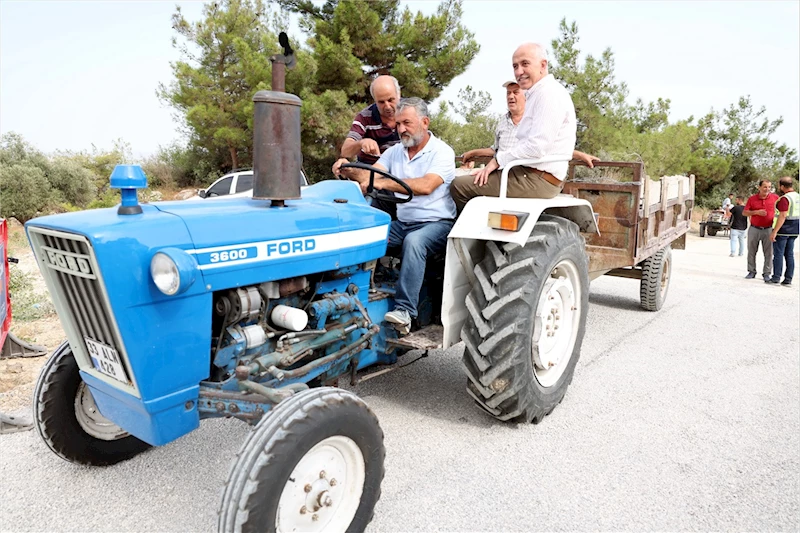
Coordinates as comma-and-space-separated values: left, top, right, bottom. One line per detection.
495, 74, 577, 180
491, 113, 520, 153
377, 132, 456, 223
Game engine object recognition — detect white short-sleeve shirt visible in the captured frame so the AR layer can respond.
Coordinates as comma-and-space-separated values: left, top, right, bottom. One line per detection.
377, 132, 457, 223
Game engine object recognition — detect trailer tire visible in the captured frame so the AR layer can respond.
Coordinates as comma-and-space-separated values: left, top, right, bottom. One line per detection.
218, 387, 384, 533
33, 341, 151, 466
640, 245, 672, 311
461, 215, 589, 424
699, 224, 706, 237
707, 227, 718, 237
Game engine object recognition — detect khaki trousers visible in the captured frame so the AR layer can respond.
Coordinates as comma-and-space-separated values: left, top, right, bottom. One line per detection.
450, 166, 562, 211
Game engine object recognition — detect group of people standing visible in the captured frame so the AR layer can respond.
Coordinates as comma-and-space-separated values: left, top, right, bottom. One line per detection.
726, 178, 799, 286
332, 42, 590, 331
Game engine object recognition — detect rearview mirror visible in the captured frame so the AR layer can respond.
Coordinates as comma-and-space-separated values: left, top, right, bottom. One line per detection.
198, 189, 207, 198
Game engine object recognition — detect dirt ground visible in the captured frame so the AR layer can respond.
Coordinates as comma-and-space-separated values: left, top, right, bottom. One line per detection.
1, 220, 65, 413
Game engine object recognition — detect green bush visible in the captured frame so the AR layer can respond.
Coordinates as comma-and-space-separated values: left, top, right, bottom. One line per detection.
87, 188, 121, 209
47, 157, 97, 207
0, 163, 54, 223
7, 264, 55, 322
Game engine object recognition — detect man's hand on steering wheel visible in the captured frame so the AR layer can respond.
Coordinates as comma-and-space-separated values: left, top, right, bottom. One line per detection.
338, 162, 413, 204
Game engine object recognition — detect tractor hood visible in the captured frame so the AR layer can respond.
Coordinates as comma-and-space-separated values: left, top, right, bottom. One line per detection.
152, 180, 390, 290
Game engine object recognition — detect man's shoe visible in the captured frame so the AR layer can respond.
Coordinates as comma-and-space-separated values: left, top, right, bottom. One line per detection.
729, 253, 735, 257
745, 272, 756, 279
763, 275, 772, 282
765, 278, 780, 285
384, 308, 411, 328
781, 280, 793, 287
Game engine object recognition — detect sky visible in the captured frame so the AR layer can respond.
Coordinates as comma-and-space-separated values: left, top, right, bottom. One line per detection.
1, 0, 798, 161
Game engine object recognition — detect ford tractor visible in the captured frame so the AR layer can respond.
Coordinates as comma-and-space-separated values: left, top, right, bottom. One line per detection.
24, 36, 696, 533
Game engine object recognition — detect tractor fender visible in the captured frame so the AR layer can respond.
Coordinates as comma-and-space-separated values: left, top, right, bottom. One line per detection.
442, 195, 599, 349
448, 195, 599, 246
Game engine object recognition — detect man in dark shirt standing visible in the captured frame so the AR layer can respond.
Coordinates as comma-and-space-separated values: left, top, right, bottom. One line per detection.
728, 195, 748, 257
743, 180, 780, 280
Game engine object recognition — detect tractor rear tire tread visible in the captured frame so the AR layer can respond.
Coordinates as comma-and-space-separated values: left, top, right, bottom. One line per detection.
460, 215, 589, 424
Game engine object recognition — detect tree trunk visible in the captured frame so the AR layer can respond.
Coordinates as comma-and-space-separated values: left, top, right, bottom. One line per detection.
229, 144, 239, 170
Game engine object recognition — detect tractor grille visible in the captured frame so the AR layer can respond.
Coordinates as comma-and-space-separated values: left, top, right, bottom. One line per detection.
27, 227, 137, 394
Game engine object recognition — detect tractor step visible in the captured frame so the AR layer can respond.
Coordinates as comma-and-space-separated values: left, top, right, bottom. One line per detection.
385, 324, 443, 352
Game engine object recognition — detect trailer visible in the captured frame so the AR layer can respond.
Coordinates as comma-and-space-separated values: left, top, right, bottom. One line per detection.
563, 161, 695, 310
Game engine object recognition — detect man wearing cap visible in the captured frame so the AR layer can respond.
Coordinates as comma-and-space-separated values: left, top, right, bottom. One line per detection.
450, 42, 577, 211
459, 80, 597, 172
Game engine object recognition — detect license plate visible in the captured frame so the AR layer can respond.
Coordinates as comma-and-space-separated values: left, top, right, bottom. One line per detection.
85, 337, 129, 384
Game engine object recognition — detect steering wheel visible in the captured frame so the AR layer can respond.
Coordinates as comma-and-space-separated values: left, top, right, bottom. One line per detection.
338, 162, 413, 204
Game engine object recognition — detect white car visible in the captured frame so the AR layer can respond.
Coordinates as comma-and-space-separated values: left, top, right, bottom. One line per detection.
191, 169, 310, 200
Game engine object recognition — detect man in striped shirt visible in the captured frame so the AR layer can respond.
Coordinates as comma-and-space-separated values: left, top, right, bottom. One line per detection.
333, 75, 402, 217
451, 43, 578, 211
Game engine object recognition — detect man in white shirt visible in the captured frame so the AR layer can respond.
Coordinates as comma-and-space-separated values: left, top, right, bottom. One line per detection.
450, 43, 577, 211
460, 80, 598, 172
333, 97, 456, 331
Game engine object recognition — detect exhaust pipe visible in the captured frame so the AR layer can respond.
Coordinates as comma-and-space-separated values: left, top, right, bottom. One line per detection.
252, 32, 301, 207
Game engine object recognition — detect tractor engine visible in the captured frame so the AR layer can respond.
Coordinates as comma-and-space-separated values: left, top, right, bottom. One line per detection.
204, 262, 391, 408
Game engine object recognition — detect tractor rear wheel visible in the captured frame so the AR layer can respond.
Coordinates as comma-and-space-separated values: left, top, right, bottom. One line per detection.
707, 227, 718, 237
218, 387, 384, 533
699, 224, 706, 237
33, 341, 151, 466
461, 215, 589, 424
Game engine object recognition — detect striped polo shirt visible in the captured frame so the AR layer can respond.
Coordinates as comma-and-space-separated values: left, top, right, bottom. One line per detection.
347, 104, 400, 165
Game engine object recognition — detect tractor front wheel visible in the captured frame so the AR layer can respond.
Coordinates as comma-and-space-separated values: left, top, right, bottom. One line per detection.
33, 341, 151, 466
218, 387, 385, 533
461, 215, 589, 424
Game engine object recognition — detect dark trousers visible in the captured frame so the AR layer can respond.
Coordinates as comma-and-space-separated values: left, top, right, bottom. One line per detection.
771, 235, 797, 283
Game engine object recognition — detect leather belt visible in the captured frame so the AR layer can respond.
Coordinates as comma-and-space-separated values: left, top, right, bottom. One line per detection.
524, 167, 562, 188
752, 225, 772, 230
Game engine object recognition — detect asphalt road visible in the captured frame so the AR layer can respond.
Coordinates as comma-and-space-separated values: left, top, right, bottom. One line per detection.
1, 233, 798, 532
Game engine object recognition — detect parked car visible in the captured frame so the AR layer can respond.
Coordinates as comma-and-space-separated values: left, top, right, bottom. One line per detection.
190, 169, 309, 200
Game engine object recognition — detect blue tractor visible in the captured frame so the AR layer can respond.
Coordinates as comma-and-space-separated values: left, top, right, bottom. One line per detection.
25, 40, 598, 532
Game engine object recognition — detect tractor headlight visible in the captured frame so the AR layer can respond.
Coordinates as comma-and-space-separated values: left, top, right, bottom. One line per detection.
150, 248, 197, 296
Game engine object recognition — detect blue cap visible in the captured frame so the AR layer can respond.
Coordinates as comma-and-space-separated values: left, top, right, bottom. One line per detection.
110, 165, 147, 190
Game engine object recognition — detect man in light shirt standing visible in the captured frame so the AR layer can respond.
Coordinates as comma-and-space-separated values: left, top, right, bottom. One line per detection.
450, 43, 577, 211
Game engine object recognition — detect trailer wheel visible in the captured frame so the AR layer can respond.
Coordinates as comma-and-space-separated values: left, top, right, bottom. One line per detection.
640, 245, 672, 312
461, 215, 589, 424
218, 388, 384, 533
699, 224, 706, 237
33, 341, 151, 466
707, 227, 718, 237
